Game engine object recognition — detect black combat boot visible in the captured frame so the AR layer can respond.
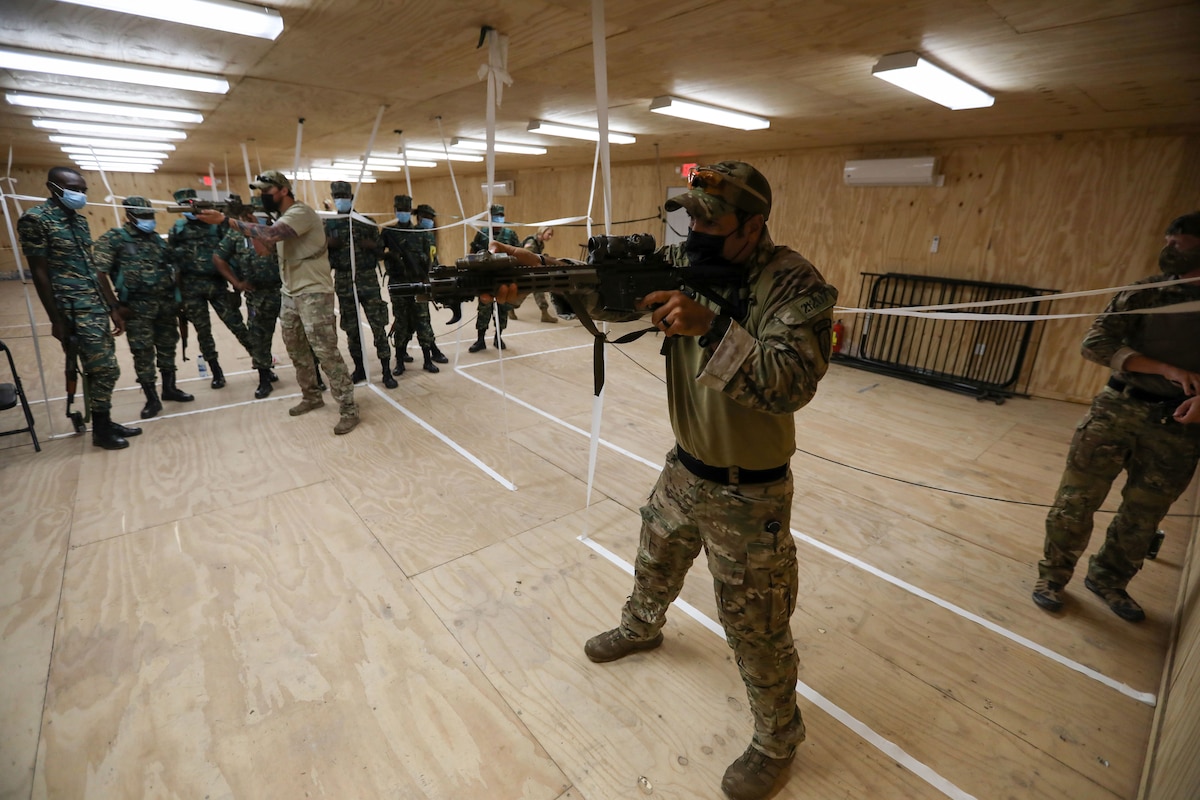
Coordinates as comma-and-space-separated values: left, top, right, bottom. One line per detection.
468, 333, 487, 353
381, 359, 398, 388
493, 332, 507, 350
269, 370, 279, 382
447, 302, 462, 324
430, 344, 449, 364
394, 356, 406, 375
110, 418, 142, 437
402, 346, 414, 363
160, 370, 194, 403
350, 349, 366, 383
91, 410, 129, 450
209, 357, 226, 389
254, 367, 274, 398
139, 381, 162, 419
421, 347, 440, 373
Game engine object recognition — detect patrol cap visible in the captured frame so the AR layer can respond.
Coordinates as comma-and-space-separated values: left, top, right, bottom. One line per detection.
416, 203, 436, 218
394, 195, 413, 211
330, 181, 352, 196
173, 187, 197, 202
1167, 212, 1200, 237
664, 161, 772, 222
489, 203, 505, 218
250, 170, 291, 190
124, 196, 155, 216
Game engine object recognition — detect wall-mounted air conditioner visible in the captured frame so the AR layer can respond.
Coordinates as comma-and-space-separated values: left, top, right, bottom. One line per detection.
843, 157, 944, 187
481, 180, 515, 196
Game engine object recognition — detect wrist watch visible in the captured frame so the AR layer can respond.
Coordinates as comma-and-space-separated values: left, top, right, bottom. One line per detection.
698, 314, 731, 348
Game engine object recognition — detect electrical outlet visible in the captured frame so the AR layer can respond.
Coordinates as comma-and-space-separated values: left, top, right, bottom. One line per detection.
930, 235, 940, 253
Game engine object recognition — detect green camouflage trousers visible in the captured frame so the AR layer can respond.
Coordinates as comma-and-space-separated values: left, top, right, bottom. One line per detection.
244, 288, 281, 370
181, 275, 252, 362
619, 448, 805, 759
61, 299, 119, 413
391, 296, 437, 350
335, 273, 391, 362
1041, 387, 1200, 590
124, 291, 180, 383
279, 292, 357, 418
474, 300, 512, 334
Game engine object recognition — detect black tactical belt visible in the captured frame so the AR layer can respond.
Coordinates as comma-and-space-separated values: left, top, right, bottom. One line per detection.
1107, 377, 1181, 405
675, 445, 787, 485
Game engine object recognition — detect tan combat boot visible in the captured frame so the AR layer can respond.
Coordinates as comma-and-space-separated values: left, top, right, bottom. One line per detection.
289, 397, 325, 416
583, 628, 663, 663
333, 414, 360, 435
721, 745, 794, 800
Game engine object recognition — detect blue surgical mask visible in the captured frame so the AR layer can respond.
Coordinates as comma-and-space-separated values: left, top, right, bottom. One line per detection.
395, 211, 411, 224
134, 218, 157, 234
51, 182, 87, 210
334, 198, 353, 213
418, 217, 434, 229
183, 212, 197, 221
492, 216, 505, 225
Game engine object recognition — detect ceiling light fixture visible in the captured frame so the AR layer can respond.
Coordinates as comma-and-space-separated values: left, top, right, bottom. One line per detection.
33, 118, 187, 140
50, 135, 177, 151
56, 0, 284, 40
7, 92, 204, 123
72, 162, 160, 173
0, 47, 229, 94
70, 153, 162, 165
62, 146, 172, 159
403, 148, 483, 163
648, 96, 770, 130
450, 137, 548, 155
527, 120, 636, 144
353, 155, 439, 168
331, 160, 437, 172
871, 51, 994, 110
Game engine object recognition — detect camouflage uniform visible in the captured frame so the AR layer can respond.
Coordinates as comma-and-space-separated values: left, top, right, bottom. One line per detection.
215, 227, 281, 370
93, 219, 179, 383
470, 223, 521, 336
17, 197, 120, 412
382, 222, 438, 351
593, 224, 836, 762
325, 215, 392, 364
168, 197, 253, 367
521, 232, 554, 313
1040, 273, 1200, 592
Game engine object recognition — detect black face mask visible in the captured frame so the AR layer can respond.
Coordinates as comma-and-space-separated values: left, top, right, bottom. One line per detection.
684, 228, 727, 266
1159, 244, 1200, 275
261, 190, 280, 213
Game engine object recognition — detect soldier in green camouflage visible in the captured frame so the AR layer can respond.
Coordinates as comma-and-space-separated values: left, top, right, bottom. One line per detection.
491, 161, 836, 800
468, 203, 521, 352
1034, 212, 1200, 622
94, 196, 195, 419
213, 204, 282, 399
520, 226, 560, 323
168, 187, 254, 389
325, 181, 396, 388
18, 167, 143, 449
381, 196, 449, 374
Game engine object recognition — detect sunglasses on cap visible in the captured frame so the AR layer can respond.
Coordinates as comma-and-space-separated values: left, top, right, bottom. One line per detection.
255, 175, 284, 188
687, 165, 768, 212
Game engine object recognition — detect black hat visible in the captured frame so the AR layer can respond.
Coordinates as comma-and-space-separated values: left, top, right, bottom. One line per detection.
394, 195, 413, 211
416, 203, 436, 218
330, 181, 352, 196
489, 204, 505, 217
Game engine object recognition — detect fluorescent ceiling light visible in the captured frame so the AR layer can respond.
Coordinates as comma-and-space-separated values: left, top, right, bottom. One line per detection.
451, 137, 547, 155
345, 155, 438, 168
50, 134, 176, 151
332, 160, 437, 172
70, 153, 162, 164
403, 149, 483, 163
527, 120, 636, 144
0, 46, 229, 94
73, 163, 159, 173
62, 146, 172, 159
56, 0, 284, 40
298, 169, 377, 184
7, 92, 204, 123
871, 52, 994, 110
648, 96, 770, 131
34, 118, 187, 140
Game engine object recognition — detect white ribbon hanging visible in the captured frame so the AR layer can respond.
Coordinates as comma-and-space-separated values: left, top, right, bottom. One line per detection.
477, 27, 512, 240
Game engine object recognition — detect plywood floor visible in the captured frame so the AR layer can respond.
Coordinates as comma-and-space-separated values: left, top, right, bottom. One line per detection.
1, 276, 1196, 800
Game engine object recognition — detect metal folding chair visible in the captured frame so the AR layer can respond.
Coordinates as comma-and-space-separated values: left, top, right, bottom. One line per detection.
0, 339, 40, 452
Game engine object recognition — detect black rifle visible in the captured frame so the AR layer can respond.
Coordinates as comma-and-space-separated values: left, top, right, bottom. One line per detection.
167, 196, 251, 218
63, 301, 89, 433
388, 233, 684, 315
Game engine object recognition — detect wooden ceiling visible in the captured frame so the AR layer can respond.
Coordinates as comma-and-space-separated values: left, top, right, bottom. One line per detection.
1, 0, 1198, 181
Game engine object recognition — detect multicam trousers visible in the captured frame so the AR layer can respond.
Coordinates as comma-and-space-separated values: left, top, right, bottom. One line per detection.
62, 299, 119, 413
244, 288, 281, 370
619, 448, 805, 759
279, 292, 357, 419
181, 275, 252, 362
124, 291, 180, 383
1041, 387, 1200, 590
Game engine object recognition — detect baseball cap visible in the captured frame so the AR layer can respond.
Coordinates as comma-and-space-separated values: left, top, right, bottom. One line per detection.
124, 196, 155, 216
416, 203, 436, 218
664, 161, 772, 222
394, 195, 413, 211
173, 187, 197, 202
250, 170, 291, 190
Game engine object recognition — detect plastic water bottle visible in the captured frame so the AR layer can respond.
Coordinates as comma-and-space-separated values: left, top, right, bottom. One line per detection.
197, 354, 208, 378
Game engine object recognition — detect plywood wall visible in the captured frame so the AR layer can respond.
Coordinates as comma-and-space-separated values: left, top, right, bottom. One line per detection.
3, 130, 1197, 402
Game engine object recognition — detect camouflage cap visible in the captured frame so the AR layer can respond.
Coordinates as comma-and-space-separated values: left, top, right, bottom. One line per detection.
124, 196, 155, 215
250, 170, 291, 190
394, 195, 413, 211
330, 181, 352, 196
664, 161, 773, 222
173, 187, 197, 202
489, 203, 505, 217
416, 203, 436, 218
